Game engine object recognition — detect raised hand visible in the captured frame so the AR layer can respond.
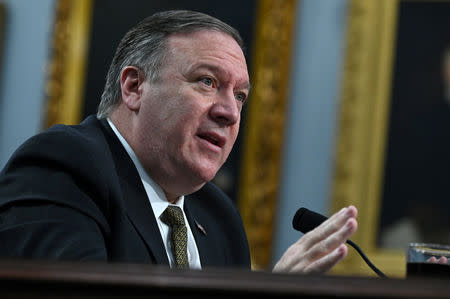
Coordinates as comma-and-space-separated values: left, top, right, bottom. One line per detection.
273, 206, 358, 274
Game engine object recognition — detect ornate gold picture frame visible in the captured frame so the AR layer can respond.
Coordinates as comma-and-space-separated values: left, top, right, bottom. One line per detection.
45, 0, 93, 128
331, 0, 403, 278
238, 0, 296, 270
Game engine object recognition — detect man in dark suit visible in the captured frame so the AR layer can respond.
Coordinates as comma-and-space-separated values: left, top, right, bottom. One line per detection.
0, 10, 357, 272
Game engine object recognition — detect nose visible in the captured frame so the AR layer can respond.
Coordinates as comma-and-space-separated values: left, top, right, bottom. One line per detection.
209, 90, 240, 126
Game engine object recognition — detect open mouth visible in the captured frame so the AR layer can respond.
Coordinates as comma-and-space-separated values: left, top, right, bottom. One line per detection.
197, 132, 225, 148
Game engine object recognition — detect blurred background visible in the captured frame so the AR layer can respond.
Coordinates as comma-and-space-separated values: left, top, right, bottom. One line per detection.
0, 0, 449, 278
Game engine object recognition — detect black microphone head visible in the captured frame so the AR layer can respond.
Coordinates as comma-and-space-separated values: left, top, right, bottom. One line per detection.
292, 207, 328, 234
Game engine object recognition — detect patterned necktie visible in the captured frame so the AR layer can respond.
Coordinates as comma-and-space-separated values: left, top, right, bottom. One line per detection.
160, 205, 189, 269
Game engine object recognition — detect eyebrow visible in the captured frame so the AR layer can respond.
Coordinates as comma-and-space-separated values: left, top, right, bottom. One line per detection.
193, 63, 251, 92
240, 81, 252, 93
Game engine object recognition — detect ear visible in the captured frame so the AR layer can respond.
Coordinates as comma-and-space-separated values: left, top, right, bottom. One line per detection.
120, 66, 146, 111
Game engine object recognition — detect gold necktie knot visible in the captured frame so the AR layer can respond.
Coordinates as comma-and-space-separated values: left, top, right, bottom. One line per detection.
161, 205, 185, 226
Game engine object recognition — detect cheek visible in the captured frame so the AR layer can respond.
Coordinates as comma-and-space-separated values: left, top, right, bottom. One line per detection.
152, 95, 192, 132
169, 110, 200, 146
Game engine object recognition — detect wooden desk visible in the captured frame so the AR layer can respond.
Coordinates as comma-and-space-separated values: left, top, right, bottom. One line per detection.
0, 259, 449, 298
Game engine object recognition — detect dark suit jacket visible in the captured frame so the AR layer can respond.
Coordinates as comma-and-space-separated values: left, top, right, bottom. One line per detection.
0, 115, 251, 269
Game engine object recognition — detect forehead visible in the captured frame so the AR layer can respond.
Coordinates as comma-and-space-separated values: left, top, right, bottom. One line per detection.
165, 30, 249, 83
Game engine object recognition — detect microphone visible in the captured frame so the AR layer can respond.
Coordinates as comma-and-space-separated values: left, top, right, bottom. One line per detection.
292, 207, 387, 278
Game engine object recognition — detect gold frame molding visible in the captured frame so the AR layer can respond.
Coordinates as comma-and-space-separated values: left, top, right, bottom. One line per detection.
331, 0, 404, 277
45, 0, 93, 128
238, 0, 296, 270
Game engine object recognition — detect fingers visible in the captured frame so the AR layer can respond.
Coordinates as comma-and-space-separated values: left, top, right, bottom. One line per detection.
427, 256, 448, 264
273, 205, 358, 274
303, 216, 357, 264
438, 256, 448, 264
301, 206, 357, 249
427, 256, 438, 263
303, 244, 348, 274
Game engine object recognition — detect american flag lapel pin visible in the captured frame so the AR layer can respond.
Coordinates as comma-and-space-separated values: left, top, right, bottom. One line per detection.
195, 221, 207, 236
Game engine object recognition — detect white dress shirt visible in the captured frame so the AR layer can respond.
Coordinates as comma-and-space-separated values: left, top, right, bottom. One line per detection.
107, 118, 202, 269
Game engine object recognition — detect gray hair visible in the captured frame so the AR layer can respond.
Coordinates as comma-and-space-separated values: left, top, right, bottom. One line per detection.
97, 10, 244, 119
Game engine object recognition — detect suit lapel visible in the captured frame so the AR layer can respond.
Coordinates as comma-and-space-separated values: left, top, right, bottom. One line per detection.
185, 193, 222, 267
99, 119, 169, 265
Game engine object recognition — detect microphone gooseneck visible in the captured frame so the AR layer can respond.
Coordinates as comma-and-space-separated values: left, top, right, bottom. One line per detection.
292, 207, 387, 278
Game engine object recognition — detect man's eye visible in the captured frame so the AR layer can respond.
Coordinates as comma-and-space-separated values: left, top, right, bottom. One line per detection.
200, 77, 213, 86
235, 93, 246, 103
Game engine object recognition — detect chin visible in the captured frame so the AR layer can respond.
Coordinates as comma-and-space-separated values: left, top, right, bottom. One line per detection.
179, 157, 223, 190
175, 176, 208, 196
195, 170, 217, 185
190, 165, 220, 185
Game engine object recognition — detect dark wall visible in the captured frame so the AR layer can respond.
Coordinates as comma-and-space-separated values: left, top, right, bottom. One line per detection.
82, 0, 257, 203
378, 1, 450, 246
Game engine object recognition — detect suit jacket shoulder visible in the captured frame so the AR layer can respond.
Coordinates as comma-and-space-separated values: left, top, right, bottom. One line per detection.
0, 116, 114, 225
0, 116, 117, 259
